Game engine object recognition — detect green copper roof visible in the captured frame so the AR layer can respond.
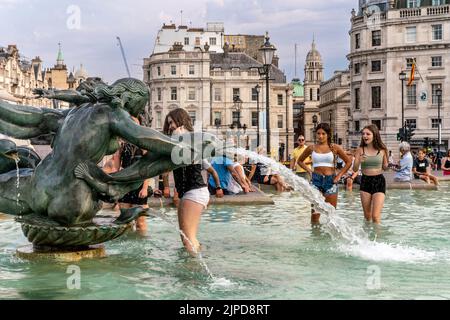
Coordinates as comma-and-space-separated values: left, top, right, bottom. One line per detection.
57, 43, 63, 62
291, 78, 304, 98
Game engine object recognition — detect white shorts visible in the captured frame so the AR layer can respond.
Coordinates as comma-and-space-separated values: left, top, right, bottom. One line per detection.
181, 187, 210, 209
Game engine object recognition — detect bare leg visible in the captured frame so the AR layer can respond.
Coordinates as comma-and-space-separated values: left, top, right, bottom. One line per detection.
360, 191, 373, 222
371, 193, 385, 224
178, 199, 203, 255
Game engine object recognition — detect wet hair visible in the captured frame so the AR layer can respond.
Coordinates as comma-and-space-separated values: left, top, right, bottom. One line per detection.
93, 78, 149, 110
315, 123, 332, 146
163, 108, 194, 135
360, 124, 388, 154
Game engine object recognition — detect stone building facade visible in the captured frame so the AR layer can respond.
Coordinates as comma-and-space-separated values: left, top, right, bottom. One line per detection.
303, 40, 324, 144
318, 71, 351, 149
143, 43, 294, 159
348, 0, 450, 153
0, 44, 88, 107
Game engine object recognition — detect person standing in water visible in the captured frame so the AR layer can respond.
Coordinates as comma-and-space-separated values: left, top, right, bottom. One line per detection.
352, 125, 388, 224
163, 108, 210, 254
295, 123, 352, 224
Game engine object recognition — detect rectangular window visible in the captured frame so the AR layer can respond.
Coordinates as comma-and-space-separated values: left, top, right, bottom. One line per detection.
195, 37, 201, 45
188, 111, 196, 126
157, 66, 161, 76
189, 65, 195, 75
407, 84, 417, 105
406, 119, 417, 129
170, 87, 177, 101
354, 63, 361, 74
406, 58, 415, 69
432, 119, 442, 129
372, 30, 381, 47
232, 111, 240, 126
209, 37, 217, 45
188, 87, 196, 101
147, 70, 151, 81
233, 88, 240, 101
354, 121, 360, 132
432, 24, 443, 41
213, 112, 222, 126
171, 65, 176, 75
433, 0, 444, 5
184, 37, 190, 45
252, 112, 258, 127
355, 88, 361, 110
432, 84, 442, 104
406, 26, 417, 43
278, 94, 283, 106
372, 120, 382, 131
371, 60, 381, 72
252, 87, 259, 101
214, 88, 222, 101
156, 111, 162, 129
157, 88, 162, 101
355, 33, 360, 49
408, 0, 420, 8
371, 86, 381, 109
431, 56, 442, 67
278, 115, 283, 129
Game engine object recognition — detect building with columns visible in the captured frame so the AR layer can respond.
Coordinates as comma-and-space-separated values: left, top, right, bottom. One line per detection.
143, 41, 294, 159
303, 40, 324, 144
318, 70, 351, 149
348, 0, 450, 154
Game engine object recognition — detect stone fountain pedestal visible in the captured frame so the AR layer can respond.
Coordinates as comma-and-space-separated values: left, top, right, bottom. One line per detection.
14, 213, 135, 262
16, 244, 106, 262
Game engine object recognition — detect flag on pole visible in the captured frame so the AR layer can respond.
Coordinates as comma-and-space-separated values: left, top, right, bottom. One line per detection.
407, 61, 416, 86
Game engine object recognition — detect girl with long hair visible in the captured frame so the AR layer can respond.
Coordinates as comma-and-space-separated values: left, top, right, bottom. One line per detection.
163, 108, 209, 254
296, 123, 351, 224
352, 124, 389, 224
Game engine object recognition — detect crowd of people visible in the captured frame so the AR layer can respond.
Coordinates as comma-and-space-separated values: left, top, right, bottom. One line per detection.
98, 107, 448, 253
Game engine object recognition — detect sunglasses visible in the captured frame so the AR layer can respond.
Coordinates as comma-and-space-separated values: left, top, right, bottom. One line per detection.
298, 139, 305, 142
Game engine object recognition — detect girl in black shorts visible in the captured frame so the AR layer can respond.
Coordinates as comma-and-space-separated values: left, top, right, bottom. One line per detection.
352, 125, 389, 224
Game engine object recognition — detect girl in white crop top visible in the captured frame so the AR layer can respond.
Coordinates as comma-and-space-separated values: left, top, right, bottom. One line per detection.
295, 123, 351, 224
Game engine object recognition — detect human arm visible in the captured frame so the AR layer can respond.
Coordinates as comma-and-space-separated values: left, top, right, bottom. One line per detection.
228, 165, 249, 193
248, 164, 257, 181
207, 167, 224, 198
353, 148, 362, 173
334, 145, 352, 183
296, 146, 314, 174
442, 157, 450, 170
382, 150, 389, 171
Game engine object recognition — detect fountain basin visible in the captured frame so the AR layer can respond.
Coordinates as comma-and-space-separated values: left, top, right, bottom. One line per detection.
16, 214, 133, 247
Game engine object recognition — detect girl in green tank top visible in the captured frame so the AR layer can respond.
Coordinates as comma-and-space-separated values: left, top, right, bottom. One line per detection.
353, 125, 388, 225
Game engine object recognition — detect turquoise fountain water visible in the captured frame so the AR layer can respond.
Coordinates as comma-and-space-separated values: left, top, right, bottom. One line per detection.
0, 149, 449, 299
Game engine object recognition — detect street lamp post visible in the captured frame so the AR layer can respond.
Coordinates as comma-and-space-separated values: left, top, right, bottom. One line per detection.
399, 71, 407, 141
259, 32, 277, 157
436, 87, 443, 169
312, 114, 318, 144
255, 84, 261, 147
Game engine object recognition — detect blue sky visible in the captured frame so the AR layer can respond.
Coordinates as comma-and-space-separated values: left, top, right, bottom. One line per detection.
0, 0, 355, 83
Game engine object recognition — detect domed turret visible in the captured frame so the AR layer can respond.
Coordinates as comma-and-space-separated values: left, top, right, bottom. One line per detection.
306, 40, 322, 62
74, 64, 88, 80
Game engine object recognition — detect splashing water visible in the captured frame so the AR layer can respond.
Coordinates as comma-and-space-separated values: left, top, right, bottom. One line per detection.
229, 148, 435, 263
147, 209, 232, 287
14, 157, 21, 210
